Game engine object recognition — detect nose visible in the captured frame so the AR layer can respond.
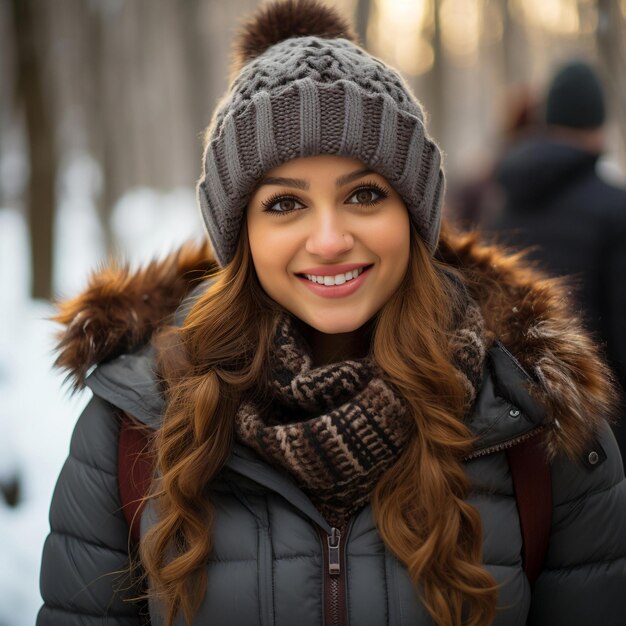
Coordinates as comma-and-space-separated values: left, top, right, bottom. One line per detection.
304, 210, 354, 258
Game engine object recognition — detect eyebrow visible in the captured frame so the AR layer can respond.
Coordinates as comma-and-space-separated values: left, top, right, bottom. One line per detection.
257, 168, 374, 191
257, 176, 309, 190
335, 168, 373, 187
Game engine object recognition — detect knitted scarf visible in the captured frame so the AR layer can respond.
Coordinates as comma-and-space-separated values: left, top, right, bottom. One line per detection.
234, 300, 487, 528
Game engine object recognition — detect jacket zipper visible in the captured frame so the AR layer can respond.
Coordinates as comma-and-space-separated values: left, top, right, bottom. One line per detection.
311, 428, 542, 626
463, 425, 545, 461
317, 518, 354, 626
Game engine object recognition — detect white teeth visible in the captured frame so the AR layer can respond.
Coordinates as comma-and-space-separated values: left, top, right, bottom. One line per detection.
304, 267, 365, 286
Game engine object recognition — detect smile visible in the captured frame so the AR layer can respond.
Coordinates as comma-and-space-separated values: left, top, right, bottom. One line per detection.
296, 264, 373, 299
304, 267, 365, 286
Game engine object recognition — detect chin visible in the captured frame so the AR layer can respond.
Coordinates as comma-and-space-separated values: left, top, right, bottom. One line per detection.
303, 312, 370, 335
312, 324, 362, 335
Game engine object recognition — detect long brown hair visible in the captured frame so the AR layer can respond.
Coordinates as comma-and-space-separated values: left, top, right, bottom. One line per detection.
140, 222, 498, 625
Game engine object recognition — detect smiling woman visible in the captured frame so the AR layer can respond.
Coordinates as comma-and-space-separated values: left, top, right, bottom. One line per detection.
38, 1, 626, 626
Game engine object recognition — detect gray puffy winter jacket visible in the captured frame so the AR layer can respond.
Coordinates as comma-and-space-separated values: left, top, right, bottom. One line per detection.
37, 240, 626, 626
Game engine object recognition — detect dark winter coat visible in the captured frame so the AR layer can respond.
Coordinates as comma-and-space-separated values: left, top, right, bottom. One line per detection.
487, 137, 626, 455
38, 234, 626, 626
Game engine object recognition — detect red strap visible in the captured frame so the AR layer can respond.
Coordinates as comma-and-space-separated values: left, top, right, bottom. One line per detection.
118, 413, 154, 544
507, 436, 552, 584
118, 413, 553, 576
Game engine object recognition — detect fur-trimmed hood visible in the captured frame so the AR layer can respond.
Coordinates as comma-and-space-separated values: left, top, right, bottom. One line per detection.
52, 230, 616, 460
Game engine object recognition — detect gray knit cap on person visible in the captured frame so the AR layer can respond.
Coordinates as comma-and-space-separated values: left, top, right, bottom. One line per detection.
197, 1, 445, 267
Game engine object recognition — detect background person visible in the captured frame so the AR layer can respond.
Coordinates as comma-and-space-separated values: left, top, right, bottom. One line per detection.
485, 60, 626, 463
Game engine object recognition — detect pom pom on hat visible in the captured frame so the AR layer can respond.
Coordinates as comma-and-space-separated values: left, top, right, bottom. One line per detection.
231, 0, 357, 74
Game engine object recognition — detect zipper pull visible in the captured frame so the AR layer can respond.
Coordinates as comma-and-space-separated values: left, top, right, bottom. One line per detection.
327, 527, 341, 575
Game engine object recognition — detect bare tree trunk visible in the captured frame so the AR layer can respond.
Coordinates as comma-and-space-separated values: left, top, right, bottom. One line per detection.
0, 1, 16, 209
596, 0, 626, 169
355, 0, 370, 45
11, 0, 56, 300
83, 2, 114, 254
93, 2, 132, 244
423, 0, 444, 145
501, 0, 528, 85
87, 2, 134, 222
178, 0, 210, 163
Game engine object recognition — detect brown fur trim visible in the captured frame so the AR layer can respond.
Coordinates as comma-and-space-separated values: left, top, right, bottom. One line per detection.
53, 241, 217, 391
438, 227, 617, 460
231, 0, 357, 76
54, 228, 617, 459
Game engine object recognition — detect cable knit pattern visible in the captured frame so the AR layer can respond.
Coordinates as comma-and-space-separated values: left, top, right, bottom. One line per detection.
235, 301, 487, 528
198, 35, 444, 266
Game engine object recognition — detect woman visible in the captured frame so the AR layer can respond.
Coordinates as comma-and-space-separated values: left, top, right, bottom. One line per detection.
38, 1, 626, 625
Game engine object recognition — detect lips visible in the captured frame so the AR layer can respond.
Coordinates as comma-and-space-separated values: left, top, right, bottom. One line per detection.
302, 266, 365, 286
297, 263, 372, 276
296, 264, 373, 298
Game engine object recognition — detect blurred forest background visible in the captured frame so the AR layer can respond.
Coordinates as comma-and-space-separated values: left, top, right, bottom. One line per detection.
1, 0, 625, 300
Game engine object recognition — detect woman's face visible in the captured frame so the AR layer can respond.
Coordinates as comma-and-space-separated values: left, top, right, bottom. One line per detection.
246, 155, 410, 335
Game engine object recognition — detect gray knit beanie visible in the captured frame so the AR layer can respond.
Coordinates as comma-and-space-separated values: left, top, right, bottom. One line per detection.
198, 0, 444, 267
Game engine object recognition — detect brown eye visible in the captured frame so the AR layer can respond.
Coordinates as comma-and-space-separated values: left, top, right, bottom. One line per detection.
262, 195, 305, 215
346, 185, 387, 206
356, 189, 374, 203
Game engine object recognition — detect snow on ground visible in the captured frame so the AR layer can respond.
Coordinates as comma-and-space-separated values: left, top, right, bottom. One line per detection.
0, 296, 88, 626
0, 170, 200, 626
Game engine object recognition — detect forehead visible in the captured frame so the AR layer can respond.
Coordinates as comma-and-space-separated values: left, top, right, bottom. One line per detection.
262, 154, 368, 179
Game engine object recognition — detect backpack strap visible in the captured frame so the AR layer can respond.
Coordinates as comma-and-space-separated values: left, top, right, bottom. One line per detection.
118, 412, 154, 544
117, 411, 553, 577
506, 434, 552, 584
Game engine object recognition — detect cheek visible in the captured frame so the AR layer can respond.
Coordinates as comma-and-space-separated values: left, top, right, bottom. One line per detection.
374, 212, 411, 274
247, 217, 295, 284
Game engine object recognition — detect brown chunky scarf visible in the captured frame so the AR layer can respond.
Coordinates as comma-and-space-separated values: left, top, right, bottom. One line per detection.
235, 300, 487, 528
